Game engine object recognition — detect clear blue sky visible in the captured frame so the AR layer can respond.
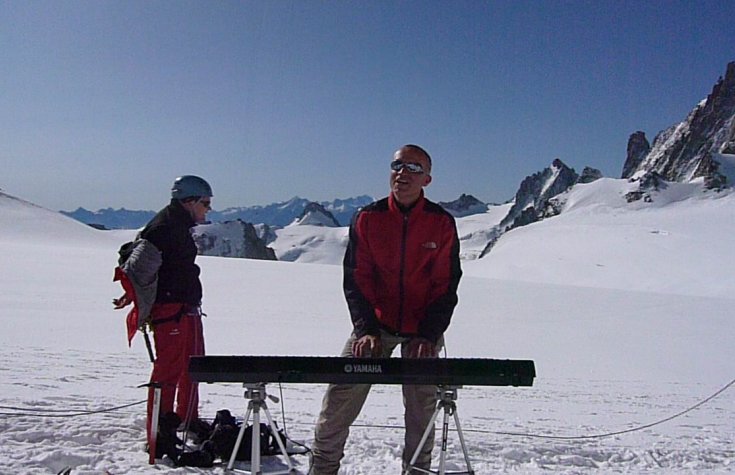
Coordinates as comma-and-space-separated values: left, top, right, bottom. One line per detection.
2, 0, 734, 211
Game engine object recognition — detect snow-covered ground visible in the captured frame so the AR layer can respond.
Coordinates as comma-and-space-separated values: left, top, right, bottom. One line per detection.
270, 224, 349, 265
0, 181, 733, 474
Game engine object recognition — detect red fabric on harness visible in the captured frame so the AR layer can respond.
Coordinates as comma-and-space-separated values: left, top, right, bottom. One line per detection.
114, 267, 140, 345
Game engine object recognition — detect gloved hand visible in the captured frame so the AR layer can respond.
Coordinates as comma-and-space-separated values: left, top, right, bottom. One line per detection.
112, 293, 133, 309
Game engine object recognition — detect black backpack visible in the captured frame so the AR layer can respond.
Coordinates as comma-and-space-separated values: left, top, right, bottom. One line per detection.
205, 409, 284, 461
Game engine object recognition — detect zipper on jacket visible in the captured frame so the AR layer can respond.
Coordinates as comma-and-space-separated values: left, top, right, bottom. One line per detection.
398, 212, 409, 332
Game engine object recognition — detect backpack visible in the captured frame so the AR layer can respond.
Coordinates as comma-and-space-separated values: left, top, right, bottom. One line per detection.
117, 239, 138, 267
204, 409, 285, 461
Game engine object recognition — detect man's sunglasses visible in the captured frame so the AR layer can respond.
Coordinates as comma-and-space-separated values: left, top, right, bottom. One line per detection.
198, 199, 212, 210
390, 160, 425, 174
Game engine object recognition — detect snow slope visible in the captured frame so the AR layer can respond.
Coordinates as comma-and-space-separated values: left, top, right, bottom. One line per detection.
454, 202, 512, 259
466, 179, 735, 298
270, 224, 349, 264
0, 186, 733, 474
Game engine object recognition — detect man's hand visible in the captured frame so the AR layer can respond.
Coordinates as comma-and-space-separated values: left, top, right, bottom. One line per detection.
352, 335, 383, 358
112, 293, 132, 309
406, 337, 438, 359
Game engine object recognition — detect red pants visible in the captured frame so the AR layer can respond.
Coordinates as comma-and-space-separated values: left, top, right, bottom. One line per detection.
146, 304, 205, 439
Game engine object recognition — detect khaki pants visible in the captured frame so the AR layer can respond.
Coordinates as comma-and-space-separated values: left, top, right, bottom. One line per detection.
312, 331, 443, 475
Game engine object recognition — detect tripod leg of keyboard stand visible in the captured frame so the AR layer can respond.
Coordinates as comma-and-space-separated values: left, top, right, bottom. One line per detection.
438, 405, 450, 474
261, 403, 296, 473
251, 404, 262, 474
452, 407, 474, 474
263, 404, 296, 473
228, 404, 253, 470
404, 386, 475, 475
404, 402, 442, 474
227, 383, 295, 475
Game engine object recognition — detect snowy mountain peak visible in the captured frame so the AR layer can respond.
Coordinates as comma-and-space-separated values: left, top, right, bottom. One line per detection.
294, 202, 341, 227
626, 61, 735, 190
475, 159, 581, 258
499, 158, 579, 231
438, 194, 488, 217
280, 196, 305, 209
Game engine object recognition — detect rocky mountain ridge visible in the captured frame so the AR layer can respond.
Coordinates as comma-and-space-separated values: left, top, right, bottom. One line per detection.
478, 159, 597, 257
477, 61, 735, 257
623, 61, 735, 192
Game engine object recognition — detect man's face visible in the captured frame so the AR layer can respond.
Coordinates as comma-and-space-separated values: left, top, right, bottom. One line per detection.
184, 197, 211, 224
390, 147, 432, 206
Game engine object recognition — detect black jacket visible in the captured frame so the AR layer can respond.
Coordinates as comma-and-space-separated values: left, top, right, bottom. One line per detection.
140, 200, 202, 304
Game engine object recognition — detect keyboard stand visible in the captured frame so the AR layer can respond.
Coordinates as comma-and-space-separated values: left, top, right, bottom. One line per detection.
403, 386, 475, 475
227, 383, 295, 474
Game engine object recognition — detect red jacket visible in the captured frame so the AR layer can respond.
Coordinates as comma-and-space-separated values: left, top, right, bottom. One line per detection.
343, 193, 462, 343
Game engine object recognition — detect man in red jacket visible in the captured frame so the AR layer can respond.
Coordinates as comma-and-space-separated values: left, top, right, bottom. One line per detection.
312, 145, 462, 474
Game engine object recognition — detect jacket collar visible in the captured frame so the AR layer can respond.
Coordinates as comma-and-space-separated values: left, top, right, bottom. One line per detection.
388, 190, 426, 215
169, 199, 196, 227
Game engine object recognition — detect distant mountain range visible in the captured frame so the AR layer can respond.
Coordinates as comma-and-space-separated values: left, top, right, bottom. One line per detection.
59, 61, 735, 263
62, 195, 376, 230
63, 207, 156, 230
62, 192, 497, 230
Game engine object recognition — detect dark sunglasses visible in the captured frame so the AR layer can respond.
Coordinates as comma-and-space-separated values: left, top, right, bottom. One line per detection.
390, 160, 425, 174
198, 199, 212, 210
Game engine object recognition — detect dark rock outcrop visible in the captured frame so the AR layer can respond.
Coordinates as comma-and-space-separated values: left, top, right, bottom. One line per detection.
622, 131, 651, 179
193, 220, 276, 260
625, 171, 668, 203
578, 167, 603, 184
438, 194, 488, 217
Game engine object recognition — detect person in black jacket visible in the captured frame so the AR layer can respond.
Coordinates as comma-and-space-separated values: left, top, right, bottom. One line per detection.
114, 175, 213, 447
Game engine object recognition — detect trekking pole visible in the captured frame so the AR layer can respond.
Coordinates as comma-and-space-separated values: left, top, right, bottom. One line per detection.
143, 328, 155, 363
148, 383, 162, 465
